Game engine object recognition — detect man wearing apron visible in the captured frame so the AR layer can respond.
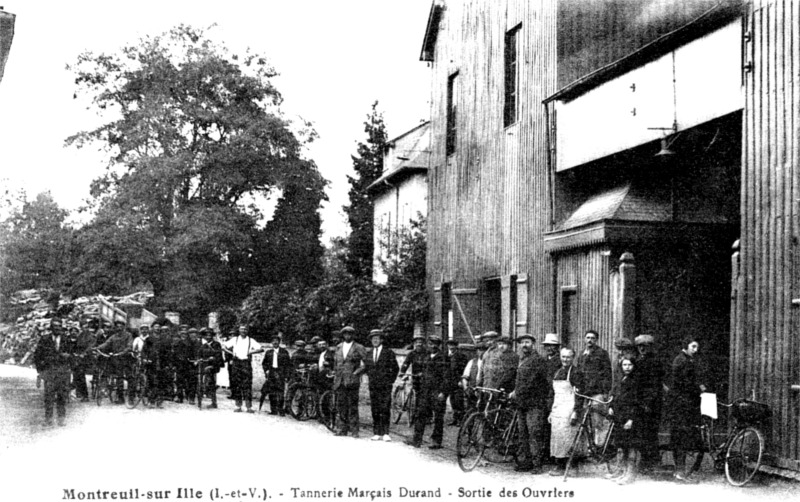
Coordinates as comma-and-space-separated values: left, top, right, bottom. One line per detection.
548, 347, 584, 476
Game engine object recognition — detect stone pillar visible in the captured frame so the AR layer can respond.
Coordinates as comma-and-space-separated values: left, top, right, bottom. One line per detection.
619, 252, 637, 341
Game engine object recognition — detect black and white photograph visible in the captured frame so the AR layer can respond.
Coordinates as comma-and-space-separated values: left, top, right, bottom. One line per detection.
1, 1, 799, 501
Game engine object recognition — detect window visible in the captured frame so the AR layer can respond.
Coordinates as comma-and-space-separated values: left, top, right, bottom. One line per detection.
504, 24, 521, 127
446, 72, 458, 156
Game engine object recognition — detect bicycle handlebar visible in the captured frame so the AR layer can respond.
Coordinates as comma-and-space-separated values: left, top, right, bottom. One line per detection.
573, 390, 613, 405
94, 350, 132, 359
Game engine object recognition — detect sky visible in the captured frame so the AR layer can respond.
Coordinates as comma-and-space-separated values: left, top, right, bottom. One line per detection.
0, 0, 433, 240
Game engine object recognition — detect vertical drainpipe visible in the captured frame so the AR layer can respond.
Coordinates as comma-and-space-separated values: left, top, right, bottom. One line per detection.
544, 100, 558, 333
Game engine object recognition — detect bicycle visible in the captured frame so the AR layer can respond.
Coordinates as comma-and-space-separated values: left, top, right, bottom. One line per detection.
681, 396, 769, 486
124, 356, 152, 409
190, 357, 218, 410
93, 351, 132, 406
563, 391, 618, 481
318, 389, 338, 432
456, 387, 521, 472
286, 365, 319, 421
391, 374, 417, 426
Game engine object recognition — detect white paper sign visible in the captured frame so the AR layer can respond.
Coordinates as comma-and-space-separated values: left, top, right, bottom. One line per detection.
701, 392, 718, 419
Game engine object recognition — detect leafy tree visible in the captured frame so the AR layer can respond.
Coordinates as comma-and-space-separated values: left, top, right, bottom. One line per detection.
66, 25, 325, 321
343, 102, 387, 279
0, 192, 75, 297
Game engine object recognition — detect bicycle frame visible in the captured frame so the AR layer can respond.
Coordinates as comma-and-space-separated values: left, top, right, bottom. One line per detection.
563, 392, 615, 481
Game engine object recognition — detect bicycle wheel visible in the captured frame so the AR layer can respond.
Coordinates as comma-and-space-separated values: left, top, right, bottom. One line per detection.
289, 385, 311, 421
391, 386, 407, 424
319, 390, 338, 432
305, 389, 319, 420
457, 412, 487, 472
95, 372, 108, 406
196, 370, 204, 410
484, 408, 516, 463
725, 427, 763, 487
564, 423, 588, 480
125, 372, 143, 409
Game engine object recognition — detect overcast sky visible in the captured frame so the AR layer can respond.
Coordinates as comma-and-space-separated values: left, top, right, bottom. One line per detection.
0, 0, 432, 240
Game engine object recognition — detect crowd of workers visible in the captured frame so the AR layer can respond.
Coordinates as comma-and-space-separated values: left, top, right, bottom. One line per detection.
32, 318, 708, 485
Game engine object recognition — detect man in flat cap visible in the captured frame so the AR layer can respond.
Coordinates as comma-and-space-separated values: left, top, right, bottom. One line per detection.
541, 333, 561, 462
510, 334, 548, 472
576, 329, 612, 398
406, 335, 450, 449
445, 339, 469, 426
635, 334, 664, 471
365, 329, 399, 441
479, 334, 518, 392
332, 326, 367, 437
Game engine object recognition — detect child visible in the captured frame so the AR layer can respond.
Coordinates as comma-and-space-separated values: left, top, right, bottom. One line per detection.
608, 357, 643, 484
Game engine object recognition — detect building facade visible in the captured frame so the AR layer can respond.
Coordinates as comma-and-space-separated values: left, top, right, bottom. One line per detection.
369, 121, 430, 284
422, 0, 798, 471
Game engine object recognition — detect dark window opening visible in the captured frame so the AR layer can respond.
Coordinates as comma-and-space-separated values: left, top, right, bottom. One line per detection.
446, 72, 458, 156
504, 25, 521, 127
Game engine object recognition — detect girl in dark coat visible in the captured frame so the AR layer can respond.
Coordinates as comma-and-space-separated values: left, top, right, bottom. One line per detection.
608, 357, 643, 484
667, 336, 706, 482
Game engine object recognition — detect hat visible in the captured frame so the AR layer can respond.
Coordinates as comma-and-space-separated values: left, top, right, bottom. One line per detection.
339, 326, 355, 334
635, 334, 655, 346
309, 336, 322, 344
413, 334, 426, 341
188, 328, 198, 334
482, 331, 499, 339
614, 338, 634, 349
428, 335, 442, 344
516, 333, 535, 342
446, 339, 458, 346
541, 333, 561, 345
369, 329, 385, 339
295, 340, 307, 347
114, 320, 126, 326
497, 335, 512, 344
271, 333, 282, 342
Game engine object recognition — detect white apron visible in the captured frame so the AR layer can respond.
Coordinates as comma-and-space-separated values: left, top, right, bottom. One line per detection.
550, 366, 582, 458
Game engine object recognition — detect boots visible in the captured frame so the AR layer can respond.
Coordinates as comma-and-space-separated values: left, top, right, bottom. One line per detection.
616, 450, 640, 485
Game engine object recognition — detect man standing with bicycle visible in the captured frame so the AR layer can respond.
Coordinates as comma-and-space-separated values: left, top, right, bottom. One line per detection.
509, 334, 548, 473
222, 325, 264, 413
197, 328, 224, 409
405, 335, 449, 449
94, 320, 134, 403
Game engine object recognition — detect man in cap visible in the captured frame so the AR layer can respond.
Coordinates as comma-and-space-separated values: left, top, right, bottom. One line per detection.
406, 335, 450, 449
365, 329, 399, 441
445, 339, 469, 426
635, 334, 665, 471
94, 320, 134, 403
33, 318, 76, 426
69, 325, 92, 402
509, 334, 548, 472
460, 342, 488, 413
312, 337, 335, 393
478, 335, 518, 392
174, 327, 199, 404
262, 334, 291, 415
399, 334, 429, 396
541, 333, 561, 462
291, 339, 310, 370
332, 326, 367, 437
221, 325, 264, 413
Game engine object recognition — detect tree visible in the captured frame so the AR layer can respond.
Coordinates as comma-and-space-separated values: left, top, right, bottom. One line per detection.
0, 192, 75, 297
66, 25, 326, 321
343, 102, 387, 279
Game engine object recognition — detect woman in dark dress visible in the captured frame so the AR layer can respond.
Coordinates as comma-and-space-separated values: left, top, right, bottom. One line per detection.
668, 336, 706, 482
608, 357, 643, 485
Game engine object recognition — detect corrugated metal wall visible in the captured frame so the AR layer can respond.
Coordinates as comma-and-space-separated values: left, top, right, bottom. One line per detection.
427, 0, 557, 340
738, 0, 800, 470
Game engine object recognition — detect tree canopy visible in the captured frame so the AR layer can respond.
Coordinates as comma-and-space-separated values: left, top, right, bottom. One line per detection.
66, 25, 326, 321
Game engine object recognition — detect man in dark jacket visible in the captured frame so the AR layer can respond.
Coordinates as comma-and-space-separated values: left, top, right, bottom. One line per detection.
94, 320, 134, 402
332, 326, 366, 437
406, 336, 450, 449
479, 335, 518, 392
445, 339, 469, 426
196, 328, 224, 409
510, 334, 549, 472
262, 334, 291, 415
575, 330, 612, 397
33, 319, 76, 426
365, 329, 399, 441
634, 334, 665, 471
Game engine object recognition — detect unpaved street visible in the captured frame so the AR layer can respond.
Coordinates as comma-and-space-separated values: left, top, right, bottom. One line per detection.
0, 365, 795, 502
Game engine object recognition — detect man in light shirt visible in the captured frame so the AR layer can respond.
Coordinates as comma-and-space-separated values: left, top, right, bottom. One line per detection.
221, 325, 264, 413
